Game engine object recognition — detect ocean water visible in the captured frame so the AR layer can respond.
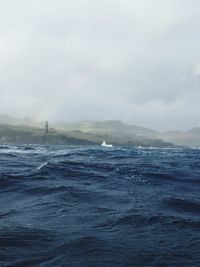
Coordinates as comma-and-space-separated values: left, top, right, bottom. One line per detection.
0, 145, 200, 267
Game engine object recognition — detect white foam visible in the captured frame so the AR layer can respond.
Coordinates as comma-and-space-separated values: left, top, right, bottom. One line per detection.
101, 140, 113, 148
37, 162, 48, 170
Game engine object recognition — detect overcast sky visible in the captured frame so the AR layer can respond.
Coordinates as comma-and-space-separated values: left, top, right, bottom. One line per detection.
1, 0, 200, 130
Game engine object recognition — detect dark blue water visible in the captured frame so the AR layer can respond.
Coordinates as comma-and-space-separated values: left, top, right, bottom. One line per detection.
0, 145, 200, 267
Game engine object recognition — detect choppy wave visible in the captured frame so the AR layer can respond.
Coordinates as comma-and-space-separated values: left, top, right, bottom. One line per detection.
0, 145, 200, 266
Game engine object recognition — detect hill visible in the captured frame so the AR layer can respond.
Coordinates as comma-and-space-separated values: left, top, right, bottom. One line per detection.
160, 128, 200, 147
0, 119, 172, 147
1, 114, 200, 147
0, 124, 94, 145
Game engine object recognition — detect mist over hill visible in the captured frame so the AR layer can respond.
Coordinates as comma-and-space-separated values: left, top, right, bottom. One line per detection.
0, 114, 200, 147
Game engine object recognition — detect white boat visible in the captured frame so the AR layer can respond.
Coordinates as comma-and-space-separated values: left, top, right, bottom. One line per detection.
101, 140, 113, 148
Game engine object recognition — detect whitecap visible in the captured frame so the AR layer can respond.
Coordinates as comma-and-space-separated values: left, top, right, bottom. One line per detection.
37, 162, 48, 170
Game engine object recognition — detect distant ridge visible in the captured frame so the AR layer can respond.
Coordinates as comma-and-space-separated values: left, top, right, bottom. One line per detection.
0, 114, 43, 127
0, 114, 200, 146
52, 120, 160, 139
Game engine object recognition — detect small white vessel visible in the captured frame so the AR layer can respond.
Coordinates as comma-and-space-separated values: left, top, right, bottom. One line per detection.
101, 140, 113, 148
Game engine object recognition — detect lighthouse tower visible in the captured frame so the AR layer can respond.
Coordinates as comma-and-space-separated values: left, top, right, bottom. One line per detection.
45, 121, 49, 134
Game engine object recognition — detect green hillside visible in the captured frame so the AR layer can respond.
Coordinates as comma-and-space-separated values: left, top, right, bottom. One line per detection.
2, 114, 199, 147
0, 122, 173, 147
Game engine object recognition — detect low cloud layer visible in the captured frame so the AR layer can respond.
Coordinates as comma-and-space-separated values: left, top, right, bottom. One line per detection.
0, 0, 200, 130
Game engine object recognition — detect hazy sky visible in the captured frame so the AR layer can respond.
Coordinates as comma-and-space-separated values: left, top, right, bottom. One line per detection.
1, 0, 200, 130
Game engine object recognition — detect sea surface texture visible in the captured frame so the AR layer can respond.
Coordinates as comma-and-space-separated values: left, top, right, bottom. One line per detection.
0, 145, 200, 267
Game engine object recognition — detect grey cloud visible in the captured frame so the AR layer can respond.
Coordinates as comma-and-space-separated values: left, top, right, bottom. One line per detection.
0, 0, 200, 130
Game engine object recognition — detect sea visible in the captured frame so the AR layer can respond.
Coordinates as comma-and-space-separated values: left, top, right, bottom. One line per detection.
0, 145, 200, 267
